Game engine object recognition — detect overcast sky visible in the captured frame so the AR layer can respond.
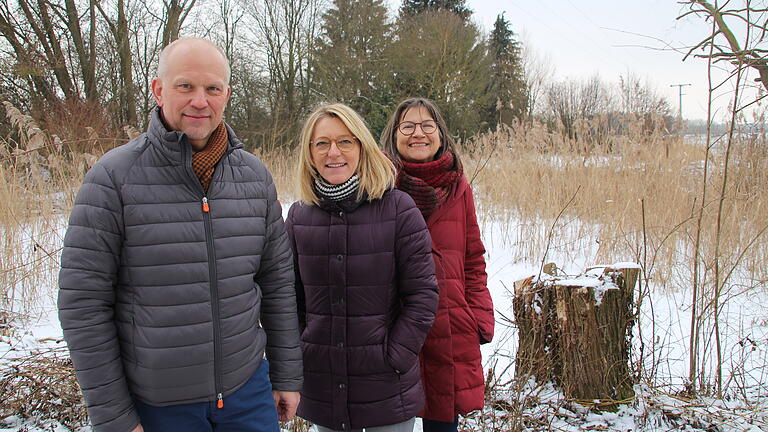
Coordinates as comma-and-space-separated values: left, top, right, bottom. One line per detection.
435, 1, 763, 122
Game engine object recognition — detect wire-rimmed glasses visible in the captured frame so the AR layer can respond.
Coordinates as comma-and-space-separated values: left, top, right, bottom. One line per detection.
397, 120, 437, 136
312, 136, 359, 154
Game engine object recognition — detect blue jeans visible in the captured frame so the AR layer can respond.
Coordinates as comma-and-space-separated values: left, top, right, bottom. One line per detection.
421, 416, 458, 432
134, 359, 278, 432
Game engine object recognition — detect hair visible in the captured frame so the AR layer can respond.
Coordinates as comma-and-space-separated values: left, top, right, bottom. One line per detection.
156, 37, 232, 85
297, 103, 396, 205
380, 97, 463, 170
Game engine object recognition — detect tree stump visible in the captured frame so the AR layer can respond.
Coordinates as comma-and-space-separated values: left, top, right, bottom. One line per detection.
513, 263, 639, 405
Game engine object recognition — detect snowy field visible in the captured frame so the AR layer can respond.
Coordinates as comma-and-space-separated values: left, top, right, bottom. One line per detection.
1, 205, 767, 431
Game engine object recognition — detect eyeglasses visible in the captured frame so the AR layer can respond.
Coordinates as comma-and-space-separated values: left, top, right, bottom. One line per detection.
311, 136, 359, 154
397, 120, 437, 136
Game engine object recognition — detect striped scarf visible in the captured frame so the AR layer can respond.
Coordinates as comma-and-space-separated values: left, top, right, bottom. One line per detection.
191, 122, 228, 193
396, 151, 462, 220
314, 174, 360, 202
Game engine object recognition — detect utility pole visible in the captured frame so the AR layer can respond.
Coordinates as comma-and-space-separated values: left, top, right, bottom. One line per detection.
670, 83, 691, 129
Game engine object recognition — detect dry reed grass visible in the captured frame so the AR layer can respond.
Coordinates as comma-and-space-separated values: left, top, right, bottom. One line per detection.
462, 118, 768, 293
253, 146, 298, 203
0, 102, 114, 316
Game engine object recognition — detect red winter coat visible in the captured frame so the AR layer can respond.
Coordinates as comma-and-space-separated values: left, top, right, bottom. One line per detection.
418, 175, 494, 422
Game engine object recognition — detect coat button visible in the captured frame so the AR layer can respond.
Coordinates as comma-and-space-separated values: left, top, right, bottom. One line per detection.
338, 211, 343, 217
337, 342, 344, 348
336, 254, 343, 261
339, 383, 345, 389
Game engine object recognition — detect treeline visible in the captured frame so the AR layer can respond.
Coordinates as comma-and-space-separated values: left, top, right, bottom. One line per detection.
0, 0, 672, 151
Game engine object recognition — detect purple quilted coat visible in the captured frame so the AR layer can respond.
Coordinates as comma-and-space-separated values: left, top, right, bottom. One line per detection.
286, 189, 438, 430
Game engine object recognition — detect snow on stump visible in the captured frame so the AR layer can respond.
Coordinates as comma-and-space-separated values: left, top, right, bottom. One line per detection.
513, 262, 640, 406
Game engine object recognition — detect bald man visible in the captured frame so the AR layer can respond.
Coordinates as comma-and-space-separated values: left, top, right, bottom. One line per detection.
59, 38, 302, 432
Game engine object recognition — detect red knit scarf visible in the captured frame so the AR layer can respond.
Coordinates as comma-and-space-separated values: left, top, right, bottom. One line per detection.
191, 122, 228, 193
397, 151, 462, 220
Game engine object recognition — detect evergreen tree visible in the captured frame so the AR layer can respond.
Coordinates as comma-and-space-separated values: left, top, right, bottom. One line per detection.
311, 0, 393, 135
388, 10, 492, 137
486, 13, 528, 125
399, 0, 472, 21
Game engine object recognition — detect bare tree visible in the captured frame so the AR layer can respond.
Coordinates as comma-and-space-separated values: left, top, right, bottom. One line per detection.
0, 0, 104, 113
546, 75, 612, 139
217, 0, 245, 62
521, 39, 554, 119
131, 7, 164, 127
243, 0, 321, 147
680, 0, 768, 397
95, 0, 137, 125
618, 72, 670, 117
18, 0, 76, 99
61, 0, 99, 102
0, 0, 213, 129
160, 0, 197, 47
0, 1, 59, 110
681, 0, 768, 92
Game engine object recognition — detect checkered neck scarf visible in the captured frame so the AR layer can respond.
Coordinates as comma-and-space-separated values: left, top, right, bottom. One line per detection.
191, 122, 228, 193
396, 151, 462, 220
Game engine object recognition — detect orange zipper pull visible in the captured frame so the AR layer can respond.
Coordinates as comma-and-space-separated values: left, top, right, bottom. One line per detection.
217, 393, 223, 408
202, 197, 210, 213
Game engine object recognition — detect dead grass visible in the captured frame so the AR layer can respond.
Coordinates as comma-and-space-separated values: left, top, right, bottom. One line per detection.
0, 345, 88, 430
462, 119, 768, 292
463, 378, 768, 431
0, 102, 112, 317
254, 146, 297, 204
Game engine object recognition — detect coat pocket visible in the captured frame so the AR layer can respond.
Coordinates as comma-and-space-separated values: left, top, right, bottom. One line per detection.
130, 317, 140, 367
385, 331, 421, 375
383, 331, 397, 373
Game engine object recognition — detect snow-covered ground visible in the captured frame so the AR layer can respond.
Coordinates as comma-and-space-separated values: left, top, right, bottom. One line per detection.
2, 207, 767, 431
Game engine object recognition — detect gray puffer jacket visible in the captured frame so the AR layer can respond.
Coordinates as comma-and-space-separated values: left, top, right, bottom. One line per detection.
58, 109, 302, 432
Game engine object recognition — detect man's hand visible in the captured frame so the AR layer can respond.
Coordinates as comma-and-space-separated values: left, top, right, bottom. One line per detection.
131, 424, 144, 432
272, 390, 300, 422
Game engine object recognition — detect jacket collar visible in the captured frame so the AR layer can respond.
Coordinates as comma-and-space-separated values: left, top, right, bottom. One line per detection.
146, 107, 243, 163
317, 189, 380, 213
318, 194, 364, 213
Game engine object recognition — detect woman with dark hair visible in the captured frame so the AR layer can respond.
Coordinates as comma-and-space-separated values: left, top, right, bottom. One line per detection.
286, 103, 439, 432
381, 97, 494, 432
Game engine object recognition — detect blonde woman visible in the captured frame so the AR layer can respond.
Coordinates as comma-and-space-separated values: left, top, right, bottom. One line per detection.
285, 103, 439, 432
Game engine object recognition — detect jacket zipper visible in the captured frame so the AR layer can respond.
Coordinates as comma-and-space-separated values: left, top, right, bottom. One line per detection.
184, 139, 227, 409
201, 196, 224, 408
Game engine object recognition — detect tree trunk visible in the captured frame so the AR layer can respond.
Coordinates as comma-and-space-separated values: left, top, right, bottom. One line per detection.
94, 0, 136, 125
514, 264, 639, 406
63, 0, 99, 101
17, 0, 76, 99
513, 275, 559, 382
0, 13, 59, 108
161, 0, 196, 47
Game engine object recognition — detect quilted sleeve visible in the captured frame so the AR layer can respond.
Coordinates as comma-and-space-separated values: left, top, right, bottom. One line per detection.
254, 169, 303, 391
463, 186, 494, 344
284, 203, 306, 333
57, 162, 140, 432
387, 192, 439, 373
